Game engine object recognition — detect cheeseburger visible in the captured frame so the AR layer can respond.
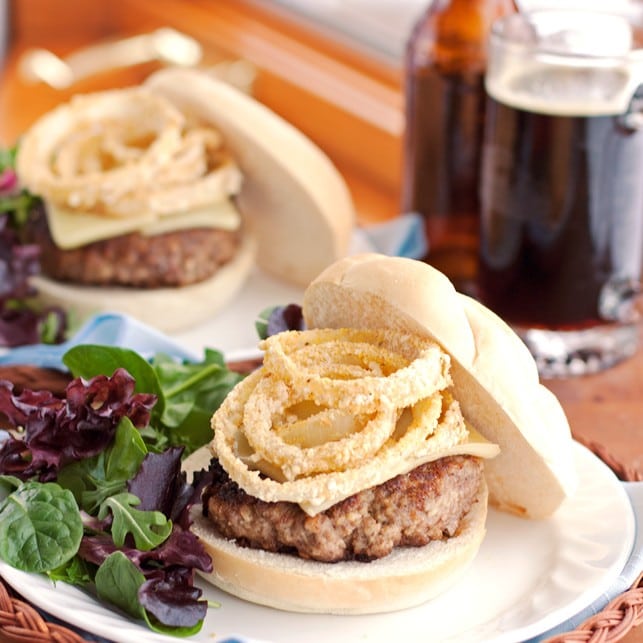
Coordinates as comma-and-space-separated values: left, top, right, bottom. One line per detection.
15, 68, 353, 332
184, 254, 577, 614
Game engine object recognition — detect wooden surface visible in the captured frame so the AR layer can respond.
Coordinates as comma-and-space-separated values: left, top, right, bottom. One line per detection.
544, 351, 643, 481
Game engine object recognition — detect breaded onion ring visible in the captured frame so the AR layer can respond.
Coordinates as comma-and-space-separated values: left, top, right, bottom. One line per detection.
17, 87, 242, 218
211, 328, 472, 515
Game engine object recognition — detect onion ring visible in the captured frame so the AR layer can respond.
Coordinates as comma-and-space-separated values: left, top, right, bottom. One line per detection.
210, 327, 472, 515
242, 375, 399, 480
211, 371, 466, 513
260, 328, 451, 411
16, 87, 241, 219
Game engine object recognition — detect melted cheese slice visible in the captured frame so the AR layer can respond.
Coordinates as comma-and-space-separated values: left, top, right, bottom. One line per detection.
299, 425, 500, 515
46, 199, 242, 249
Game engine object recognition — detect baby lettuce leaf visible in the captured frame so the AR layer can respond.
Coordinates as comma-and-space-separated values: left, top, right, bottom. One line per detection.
0, 365, 212, 635
63, 345, 244, 455
0, 481, 83, 572
255, 303, 304, 339
57, 418, 147, 513
96, 552, 204, 637
128, 446, 192, 521
63, 345, 165, 417
0, 369, 155, 481
98, 492, 172, 551
152, 350, 243, 454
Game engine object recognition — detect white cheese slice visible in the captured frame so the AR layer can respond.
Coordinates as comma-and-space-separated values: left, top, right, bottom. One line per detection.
299, 426, 500, 515
46, 198, 241, 249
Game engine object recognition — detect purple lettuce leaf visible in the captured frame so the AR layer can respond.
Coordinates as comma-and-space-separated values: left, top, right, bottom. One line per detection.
0, 369, 157, 480
0, 211, 67, 347
139, 567, 208, 628
127, 446, 194, 521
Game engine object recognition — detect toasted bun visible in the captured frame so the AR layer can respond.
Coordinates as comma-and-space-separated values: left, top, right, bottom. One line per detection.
302, 253, 577, 519
145, 67, 355, 286
183, 446, 487, 614
30, 231, 256, 333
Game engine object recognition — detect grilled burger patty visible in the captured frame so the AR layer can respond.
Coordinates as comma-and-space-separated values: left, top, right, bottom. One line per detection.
203, 455, 484, 563
27, 204, 241, 288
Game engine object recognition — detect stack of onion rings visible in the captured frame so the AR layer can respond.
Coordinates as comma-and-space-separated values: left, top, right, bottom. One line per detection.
211, 328, 471, 515
17, 87, 241, 218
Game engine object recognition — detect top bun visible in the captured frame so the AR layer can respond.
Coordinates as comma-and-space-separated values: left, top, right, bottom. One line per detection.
145, 67, 355, 286
302, 253, 577, 519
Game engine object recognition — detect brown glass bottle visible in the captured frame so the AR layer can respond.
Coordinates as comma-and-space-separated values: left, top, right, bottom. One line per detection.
402, 0, 517, 295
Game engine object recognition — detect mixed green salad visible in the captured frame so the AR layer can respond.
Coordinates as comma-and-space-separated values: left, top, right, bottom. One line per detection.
0, 343, 244, 636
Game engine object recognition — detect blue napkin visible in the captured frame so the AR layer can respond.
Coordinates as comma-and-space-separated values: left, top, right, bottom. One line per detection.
0, 312, 198, 368
351, 212, 428, 259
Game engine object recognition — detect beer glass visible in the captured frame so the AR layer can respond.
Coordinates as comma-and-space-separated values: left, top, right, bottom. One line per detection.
479, 9, 643, 377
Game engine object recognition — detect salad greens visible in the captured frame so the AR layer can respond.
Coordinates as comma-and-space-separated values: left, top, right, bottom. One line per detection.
0, 145, 66, 347
0, 344, 245, 636
255, 303, 304, 339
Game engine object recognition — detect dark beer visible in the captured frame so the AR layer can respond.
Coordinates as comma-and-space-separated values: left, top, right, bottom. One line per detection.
479, 92, 643, 330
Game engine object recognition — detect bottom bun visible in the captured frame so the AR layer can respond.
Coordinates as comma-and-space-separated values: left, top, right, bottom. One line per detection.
29, 232, 257, 333
189, 477, 488, 615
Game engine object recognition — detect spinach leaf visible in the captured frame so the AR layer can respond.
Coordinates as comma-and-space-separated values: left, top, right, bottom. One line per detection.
95, 551, 146, 620
0, 481, 83, 572
99, 492, 172, 550
0, 474, 21, 504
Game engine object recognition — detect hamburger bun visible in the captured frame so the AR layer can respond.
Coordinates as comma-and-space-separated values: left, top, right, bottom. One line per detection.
145, 67, 355, 287
185, 437, 488, 614
302, 253, 577, 519
17, 69, 354, 331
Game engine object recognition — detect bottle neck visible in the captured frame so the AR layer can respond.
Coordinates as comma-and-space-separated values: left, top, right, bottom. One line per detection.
408, 0, 517, 73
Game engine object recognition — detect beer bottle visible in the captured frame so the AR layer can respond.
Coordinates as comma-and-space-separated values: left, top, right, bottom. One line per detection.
401, 0, 518, 295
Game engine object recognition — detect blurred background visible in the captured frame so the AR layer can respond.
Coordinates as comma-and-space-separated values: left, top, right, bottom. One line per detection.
0, 0, 639, 225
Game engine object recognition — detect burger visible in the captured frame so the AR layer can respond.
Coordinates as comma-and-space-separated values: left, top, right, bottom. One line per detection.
15, 68, 354, 332
183, 253, 577, 614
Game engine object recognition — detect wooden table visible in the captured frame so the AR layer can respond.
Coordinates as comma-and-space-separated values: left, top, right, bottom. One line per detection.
544, 346, 643, 481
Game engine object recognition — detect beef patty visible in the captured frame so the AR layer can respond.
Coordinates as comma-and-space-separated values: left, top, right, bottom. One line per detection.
203, 455, 484, 563
26, 203, 241, 288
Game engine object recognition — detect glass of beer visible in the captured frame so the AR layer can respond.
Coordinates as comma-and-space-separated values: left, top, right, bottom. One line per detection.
479, 9, 643, 377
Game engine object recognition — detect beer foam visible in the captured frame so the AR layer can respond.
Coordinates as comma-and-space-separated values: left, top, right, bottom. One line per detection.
486, 62, 642, 117
487, 9, 643, 117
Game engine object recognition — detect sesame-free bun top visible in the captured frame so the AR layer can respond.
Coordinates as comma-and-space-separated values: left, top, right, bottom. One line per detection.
145, 67, 355, 286
302, 253, 577, 519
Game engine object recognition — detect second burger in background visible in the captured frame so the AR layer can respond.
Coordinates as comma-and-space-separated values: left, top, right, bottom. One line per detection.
16, 68, 354, 332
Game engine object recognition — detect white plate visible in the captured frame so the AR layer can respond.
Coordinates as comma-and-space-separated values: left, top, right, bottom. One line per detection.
0, 441, 635, 643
